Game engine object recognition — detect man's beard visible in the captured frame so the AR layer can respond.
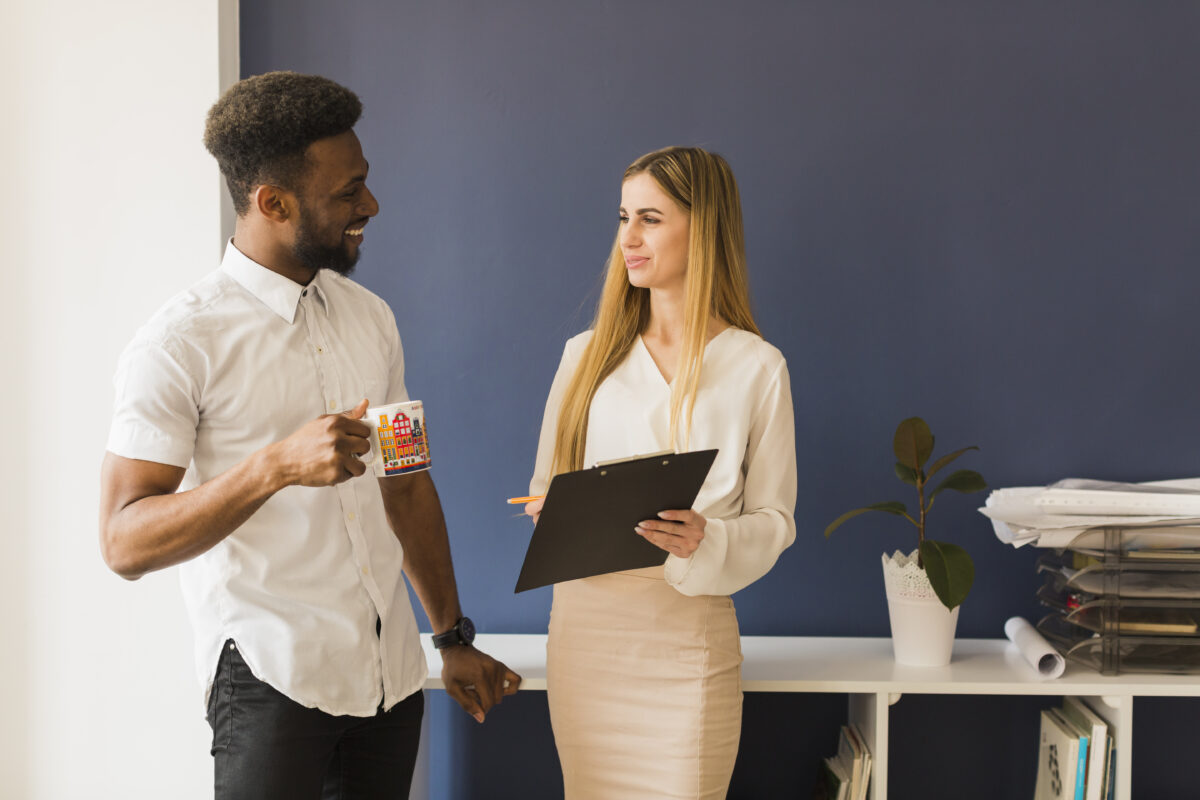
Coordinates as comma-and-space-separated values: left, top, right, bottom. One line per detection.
293, 212, 360, 276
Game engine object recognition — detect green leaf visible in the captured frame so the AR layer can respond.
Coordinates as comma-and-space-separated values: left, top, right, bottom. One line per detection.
824, 502, 908, 538
894, 462, 918, 485
893, 417, 934, 471
928, 469, 988, 503
920, 540, 974, 610
925, 446, 979, 481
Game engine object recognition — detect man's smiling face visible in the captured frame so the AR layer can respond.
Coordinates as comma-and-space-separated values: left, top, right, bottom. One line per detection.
291, 129, 379, 276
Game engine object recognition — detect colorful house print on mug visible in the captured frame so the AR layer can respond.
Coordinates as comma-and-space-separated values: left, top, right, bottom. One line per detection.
363, 400, 432, 477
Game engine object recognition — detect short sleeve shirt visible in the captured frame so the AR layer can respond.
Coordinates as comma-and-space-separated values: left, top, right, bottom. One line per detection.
107, 240, 427, 716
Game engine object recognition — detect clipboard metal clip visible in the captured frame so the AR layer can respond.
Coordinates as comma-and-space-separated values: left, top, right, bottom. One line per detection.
592, 449, 675, 469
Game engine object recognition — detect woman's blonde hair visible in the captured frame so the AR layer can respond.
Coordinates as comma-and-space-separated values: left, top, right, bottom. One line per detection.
551, 146, 760, 474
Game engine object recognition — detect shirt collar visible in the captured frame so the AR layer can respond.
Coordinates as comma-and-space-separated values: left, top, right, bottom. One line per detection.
219, 239, 328, 324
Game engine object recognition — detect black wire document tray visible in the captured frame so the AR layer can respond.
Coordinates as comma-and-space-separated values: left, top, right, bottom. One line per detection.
514, 449, 718, 593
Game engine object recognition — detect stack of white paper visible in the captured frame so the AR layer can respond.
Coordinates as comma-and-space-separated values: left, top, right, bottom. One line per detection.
981, 478, 1200, 549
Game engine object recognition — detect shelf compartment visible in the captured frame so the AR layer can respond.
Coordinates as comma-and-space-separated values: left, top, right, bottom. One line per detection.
1036, 554, 1200, 600
1037, 584, 1200, 637
1038, 612, 1200, 675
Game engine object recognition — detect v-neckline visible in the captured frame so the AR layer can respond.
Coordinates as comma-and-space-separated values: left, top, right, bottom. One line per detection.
637, 327, 733, 389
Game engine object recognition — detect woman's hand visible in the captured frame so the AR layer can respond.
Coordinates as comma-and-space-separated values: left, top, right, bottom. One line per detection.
636, 509, 706, 558
524, 497, 545, 525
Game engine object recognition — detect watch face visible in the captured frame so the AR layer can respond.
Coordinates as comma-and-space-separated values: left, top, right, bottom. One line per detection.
460, 617, 476, 643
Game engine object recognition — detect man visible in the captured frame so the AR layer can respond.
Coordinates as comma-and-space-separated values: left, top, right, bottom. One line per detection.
99, 71, 519, 799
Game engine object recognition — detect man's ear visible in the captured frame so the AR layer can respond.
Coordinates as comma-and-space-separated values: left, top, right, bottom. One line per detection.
252, 184, 295, 223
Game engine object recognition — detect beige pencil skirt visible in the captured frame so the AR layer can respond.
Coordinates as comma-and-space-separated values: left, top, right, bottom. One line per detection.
546, 565, 743, 799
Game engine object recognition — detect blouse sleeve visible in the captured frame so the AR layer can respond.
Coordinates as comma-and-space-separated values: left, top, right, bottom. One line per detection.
529, 335, 587, 496
664, 357, 798, 596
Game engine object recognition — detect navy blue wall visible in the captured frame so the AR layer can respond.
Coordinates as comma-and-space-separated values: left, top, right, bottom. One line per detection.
241, 2, 1200, 797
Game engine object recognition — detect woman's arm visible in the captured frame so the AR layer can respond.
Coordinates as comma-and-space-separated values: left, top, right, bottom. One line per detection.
661, 358, 798, 596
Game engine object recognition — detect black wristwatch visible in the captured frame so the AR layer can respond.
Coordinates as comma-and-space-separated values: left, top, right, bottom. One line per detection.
432, 616, 476, 649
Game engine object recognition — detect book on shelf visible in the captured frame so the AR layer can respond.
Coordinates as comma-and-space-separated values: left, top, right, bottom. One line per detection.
1061, 697, 1109, 800
1102, 735, 1116, 800
835, 724, 872, 800
815, 722, 872, 800
849, 724, 872, 800
1086, 699, 1117, 800
1035, 707, 1089, 800
1055, 707, 1090, 800
814, 755, 850, 800
834, 726, 861, 798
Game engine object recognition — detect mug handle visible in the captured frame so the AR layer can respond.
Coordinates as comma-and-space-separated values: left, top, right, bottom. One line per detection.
359, 412, 382, 468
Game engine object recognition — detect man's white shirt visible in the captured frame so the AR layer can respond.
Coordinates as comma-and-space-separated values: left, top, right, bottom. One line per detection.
107, 241, 428, 716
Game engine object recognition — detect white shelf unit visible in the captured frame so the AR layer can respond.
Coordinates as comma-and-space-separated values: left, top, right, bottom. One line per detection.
421, 634, 1200, 800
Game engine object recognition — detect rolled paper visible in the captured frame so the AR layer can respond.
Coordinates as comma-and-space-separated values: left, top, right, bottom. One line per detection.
1004, 616, 1066, 679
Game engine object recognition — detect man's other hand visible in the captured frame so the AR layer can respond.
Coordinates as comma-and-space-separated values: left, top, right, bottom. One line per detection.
440, 646, 522, 723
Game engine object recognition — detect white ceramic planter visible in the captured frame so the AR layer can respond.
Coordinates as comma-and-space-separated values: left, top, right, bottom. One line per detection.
882, 549, 960, 667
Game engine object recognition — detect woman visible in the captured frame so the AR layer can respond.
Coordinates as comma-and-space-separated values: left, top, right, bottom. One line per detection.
527, 146, 797, 798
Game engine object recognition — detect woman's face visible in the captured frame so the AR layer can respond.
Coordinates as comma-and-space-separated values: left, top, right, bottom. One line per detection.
619, 172, 690, 293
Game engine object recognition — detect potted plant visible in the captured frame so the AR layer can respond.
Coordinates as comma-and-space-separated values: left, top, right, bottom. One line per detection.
825, 417, 987, 666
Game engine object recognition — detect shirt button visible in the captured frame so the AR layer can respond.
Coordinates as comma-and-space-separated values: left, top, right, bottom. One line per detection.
329, 400, 337, 410
347, 512, 356, 522
362, 567, 369, 576
302, 289, 308, 297
317, 346, 325, 354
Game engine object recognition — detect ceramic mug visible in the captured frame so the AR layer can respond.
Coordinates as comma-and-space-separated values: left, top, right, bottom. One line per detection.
360, 400, 432, 477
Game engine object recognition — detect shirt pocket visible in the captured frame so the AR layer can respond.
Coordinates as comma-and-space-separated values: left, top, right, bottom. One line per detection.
363, 378, 389, 407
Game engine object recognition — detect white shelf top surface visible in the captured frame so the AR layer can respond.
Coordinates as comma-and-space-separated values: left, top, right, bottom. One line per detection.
422, 634, 1200, 697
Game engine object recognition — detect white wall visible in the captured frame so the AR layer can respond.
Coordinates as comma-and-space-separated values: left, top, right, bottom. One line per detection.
0, 2, 32, 794
2, 2, 235, 797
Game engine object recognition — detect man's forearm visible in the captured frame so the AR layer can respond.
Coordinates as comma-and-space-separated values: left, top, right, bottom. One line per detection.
100, 447, 289, 580
380, 471, 462, 633
101, 403, 374, 581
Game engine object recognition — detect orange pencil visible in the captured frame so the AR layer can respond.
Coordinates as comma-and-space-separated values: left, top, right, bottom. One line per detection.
507, 495, 544, 505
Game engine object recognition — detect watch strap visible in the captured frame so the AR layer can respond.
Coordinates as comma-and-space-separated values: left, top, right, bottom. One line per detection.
432, 616, 473, 649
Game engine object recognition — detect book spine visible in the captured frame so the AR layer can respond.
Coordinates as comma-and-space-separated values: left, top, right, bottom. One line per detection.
1104, 746, 1116, 800
1074, 737, 1089, 800
1085, 730, 1104, 800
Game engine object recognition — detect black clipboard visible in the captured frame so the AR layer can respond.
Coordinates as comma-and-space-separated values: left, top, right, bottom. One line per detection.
514, 449, 718, 593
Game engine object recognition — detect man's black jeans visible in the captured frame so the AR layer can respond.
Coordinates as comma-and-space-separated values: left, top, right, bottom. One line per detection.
207, 640, 424, 800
